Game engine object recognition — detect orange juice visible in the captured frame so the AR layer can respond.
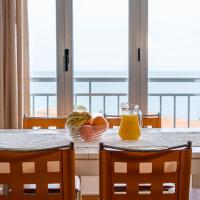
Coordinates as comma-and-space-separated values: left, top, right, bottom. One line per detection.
118, 114, 141, 140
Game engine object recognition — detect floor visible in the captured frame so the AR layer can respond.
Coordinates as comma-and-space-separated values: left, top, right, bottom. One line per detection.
190, 189, 200, 200
82, 189, 200, 200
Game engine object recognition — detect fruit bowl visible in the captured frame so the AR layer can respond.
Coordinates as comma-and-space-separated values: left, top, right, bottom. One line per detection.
66, 112, 108, 141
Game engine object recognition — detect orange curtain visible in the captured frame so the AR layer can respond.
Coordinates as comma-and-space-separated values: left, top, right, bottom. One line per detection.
0, 0, 30, 128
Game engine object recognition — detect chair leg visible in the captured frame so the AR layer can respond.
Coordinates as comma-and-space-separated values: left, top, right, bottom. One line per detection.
75, 175, 82, 200
76, 190, 82, 200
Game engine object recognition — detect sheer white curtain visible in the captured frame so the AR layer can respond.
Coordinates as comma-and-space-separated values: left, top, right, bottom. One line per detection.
0, 0, 30, 128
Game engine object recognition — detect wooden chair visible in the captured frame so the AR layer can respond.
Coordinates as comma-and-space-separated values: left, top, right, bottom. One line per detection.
0, 143, 75, 200
105, 113, 161, 128
143, 113, 161, 128
23, 116, 81, 200
23, 116, 67, 129
99, 141, 192, 200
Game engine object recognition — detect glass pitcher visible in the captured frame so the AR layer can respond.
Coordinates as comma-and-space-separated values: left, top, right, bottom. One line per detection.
118, 103, 141, 140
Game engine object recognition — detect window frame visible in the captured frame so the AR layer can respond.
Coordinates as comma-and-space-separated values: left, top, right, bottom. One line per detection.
56, 0, 148, 115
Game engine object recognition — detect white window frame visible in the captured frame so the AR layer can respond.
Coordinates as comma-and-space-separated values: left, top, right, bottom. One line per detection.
56, 0, 148, 115
56, 0, 73, 115
129, 0, 148, 113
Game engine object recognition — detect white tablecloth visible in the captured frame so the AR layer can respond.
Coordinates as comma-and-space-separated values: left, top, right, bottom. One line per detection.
0, 128, 200, 151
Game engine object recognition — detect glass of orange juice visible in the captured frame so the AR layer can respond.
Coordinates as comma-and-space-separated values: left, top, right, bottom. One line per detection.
118, 103, 141, 140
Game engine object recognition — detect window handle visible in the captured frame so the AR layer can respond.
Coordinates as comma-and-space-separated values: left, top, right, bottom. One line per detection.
64, 49, 69, 71
138, 48, 140, 62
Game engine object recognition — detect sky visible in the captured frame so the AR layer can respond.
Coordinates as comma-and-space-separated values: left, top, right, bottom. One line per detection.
28, 0, 200, 73
149, 0, 200, 70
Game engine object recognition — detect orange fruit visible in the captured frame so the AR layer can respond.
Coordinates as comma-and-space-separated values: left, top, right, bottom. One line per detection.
92, 116, 108, 133
92, 116, 108, 126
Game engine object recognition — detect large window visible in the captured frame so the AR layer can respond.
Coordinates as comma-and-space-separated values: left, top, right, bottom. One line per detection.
27, 0, 146, 118
73, 0, 129, 114
28, 0, 57, 116
148, 0, 200, 127
28, 0, 200, 127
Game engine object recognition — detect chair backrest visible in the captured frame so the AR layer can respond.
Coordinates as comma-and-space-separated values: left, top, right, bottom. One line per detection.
0, 144, 75, 200
99, 142, 192, 200
105, 117, 121, 128
142, 113, 161, 128
105, 113, 161, 128
23, 116, 67, 129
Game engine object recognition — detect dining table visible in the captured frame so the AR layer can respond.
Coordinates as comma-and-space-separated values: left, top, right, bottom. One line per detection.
1, 128, 200, 195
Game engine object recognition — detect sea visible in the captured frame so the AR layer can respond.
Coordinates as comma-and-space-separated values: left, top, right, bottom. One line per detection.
30, 70, 200, 121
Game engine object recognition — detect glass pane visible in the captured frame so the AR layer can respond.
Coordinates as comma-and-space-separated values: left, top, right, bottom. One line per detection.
190, 97, 200, 127
73, 0, 129, 114
28, 0, 57, 116
105, 97, 119, 115
91, 96, 104, 114
148, 0, 200, 127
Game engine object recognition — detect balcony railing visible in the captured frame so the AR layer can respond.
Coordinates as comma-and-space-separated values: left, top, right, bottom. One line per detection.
30, 77, 200, 128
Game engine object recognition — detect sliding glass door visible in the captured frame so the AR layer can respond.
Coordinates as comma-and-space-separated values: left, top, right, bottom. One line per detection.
72, 0, 129, 115
28, 0, 57, 116
28, 0, 73, 116
28, 0, 146, 117
148, 0, 200, 127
